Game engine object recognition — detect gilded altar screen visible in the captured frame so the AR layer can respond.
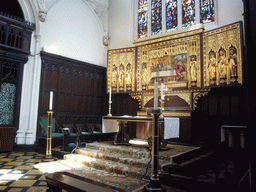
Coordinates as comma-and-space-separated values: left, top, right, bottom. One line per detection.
203, 22, 243, 87
137, 34, 201, 91
107, 48, 136, 93
107, 22, 243, 95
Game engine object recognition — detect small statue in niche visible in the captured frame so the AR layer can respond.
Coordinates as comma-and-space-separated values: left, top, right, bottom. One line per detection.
112, 65, 118, 92
208, 50, 217, 85
189, 55, 197, 86
218, 48, 228, 84
141, 63, 148, 90
119, 64, 125, 91
126, 64, 132, 91
228, 46, 238, 83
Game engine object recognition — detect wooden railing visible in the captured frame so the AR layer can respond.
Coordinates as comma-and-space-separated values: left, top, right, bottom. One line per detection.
0, 12, 35, 54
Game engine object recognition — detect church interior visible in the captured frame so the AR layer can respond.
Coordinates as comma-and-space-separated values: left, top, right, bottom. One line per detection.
0, 0, 254, 191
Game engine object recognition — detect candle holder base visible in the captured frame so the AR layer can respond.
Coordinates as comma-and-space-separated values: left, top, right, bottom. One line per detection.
144, 182, 166, 192
107, 114, 112, 116
42, 155, 53, 162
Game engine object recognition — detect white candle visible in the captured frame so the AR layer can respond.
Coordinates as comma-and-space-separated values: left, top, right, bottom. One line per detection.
109, 88, 112, 101
49, 91, 53, 111
161, 83, 164, 100
154, 82, 158, 110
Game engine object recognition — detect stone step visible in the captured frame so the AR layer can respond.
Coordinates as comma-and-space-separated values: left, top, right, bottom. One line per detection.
75, 147, 150, 168
85, 142, 151, 159
64, 154, 152, 179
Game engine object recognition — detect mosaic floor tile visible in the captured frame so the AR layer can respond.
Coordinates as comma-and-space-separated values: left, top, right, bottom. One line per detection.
38, 175, 45, 180
9, 180, 37, 187
0, 186, 8, 190
26, 186, 48, 192
8, 188, 23, 192
26, 159, 42, 163
17, 156, 34, 159
5, 162, 24, 166
38, 181, 47, 186
0, 158, 13, 162
0, 150, 64, 192
23, 175, 37, 180
0, 180, 10, 185
0, 169, 12, 174
14, 165, 33, 170
25, 170, 44, 175
0, 173, 23, 180
1, 166, 14, 169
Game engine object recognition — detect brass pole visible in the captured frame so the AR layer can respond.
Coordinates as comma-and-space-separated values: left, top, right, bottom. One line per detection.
43, 110, 54, 161
144, 109, 166, 192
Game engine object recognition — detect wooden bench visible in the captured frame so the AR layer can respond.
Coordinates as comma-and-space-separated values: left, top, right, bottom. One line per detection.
46, 172, 118, 192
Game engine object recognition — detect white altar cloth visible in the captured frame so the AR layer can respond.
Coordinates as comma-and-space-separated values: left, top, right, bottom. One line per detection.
164, 117, 180, 139
102, 119, 119, 133
103, 116, 180, 139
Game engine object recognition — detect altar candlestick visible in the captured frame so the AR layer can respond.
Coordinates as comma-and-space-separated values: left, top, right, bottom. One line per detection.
161, 83, 164, 100
49, 91, 53, 111
109, 88, 112, 101
154, 82, 158, 110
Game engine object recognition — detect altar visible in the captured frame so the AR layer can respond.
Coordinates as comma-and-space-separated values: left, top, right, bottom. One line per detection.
103, 115, 180, 147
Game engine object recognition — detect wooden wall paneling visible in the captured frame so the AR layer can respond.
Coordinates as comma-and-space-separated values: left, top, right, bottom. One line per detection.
59, 66, 72, 94
73, 68, 85, 95
42, 63, 58, 92
220, 95, 230, 116
39, 51, 107, 139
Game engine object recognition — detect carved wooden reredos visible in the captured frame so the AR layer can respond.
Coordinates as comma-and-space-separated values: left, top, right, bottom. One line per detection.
107, 22, 243, 112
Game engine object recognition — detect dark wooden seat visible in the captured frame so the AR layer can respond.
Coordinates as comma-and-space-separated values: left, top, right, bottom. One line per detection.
162, 146, 220, 181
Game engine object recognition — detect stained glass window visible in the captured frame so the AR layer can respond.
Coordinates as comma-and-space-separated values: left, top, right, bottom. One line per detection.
138, 0, 148, 38
182, 0, 195, 27
0, 83, 16, 125
151, 0, 162, 35
200, 0, 215, 24
166, 0, 178, 31
137, 0, 216, 39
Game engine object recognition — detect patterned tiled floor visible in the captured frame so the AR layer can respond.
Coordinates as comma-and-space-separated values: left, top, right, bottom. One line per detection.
0, 147, 251, 192
0, 149, 68, 192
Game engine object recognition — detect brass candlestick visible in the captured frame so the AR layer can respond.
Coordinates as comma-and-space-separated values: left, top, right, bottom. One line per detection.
43, 110, 54, 161
144, 109, 166, 192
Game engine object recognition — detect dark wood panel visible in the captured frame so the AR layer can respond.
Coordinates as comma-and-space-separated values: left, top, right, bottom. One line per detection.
38, 51, 107, 139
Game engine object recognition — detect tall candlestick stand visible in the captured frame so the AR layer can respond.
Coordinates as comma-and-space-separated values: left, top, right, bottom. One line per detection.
43, 110, 54, 162
144, 109, 166, 192
107, 101, 112, 116
159, 98, 165, 118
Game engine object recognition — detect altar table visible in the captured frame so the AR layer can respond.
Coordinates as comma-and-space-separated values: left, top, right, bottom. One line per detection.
103, 115, 179, 147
